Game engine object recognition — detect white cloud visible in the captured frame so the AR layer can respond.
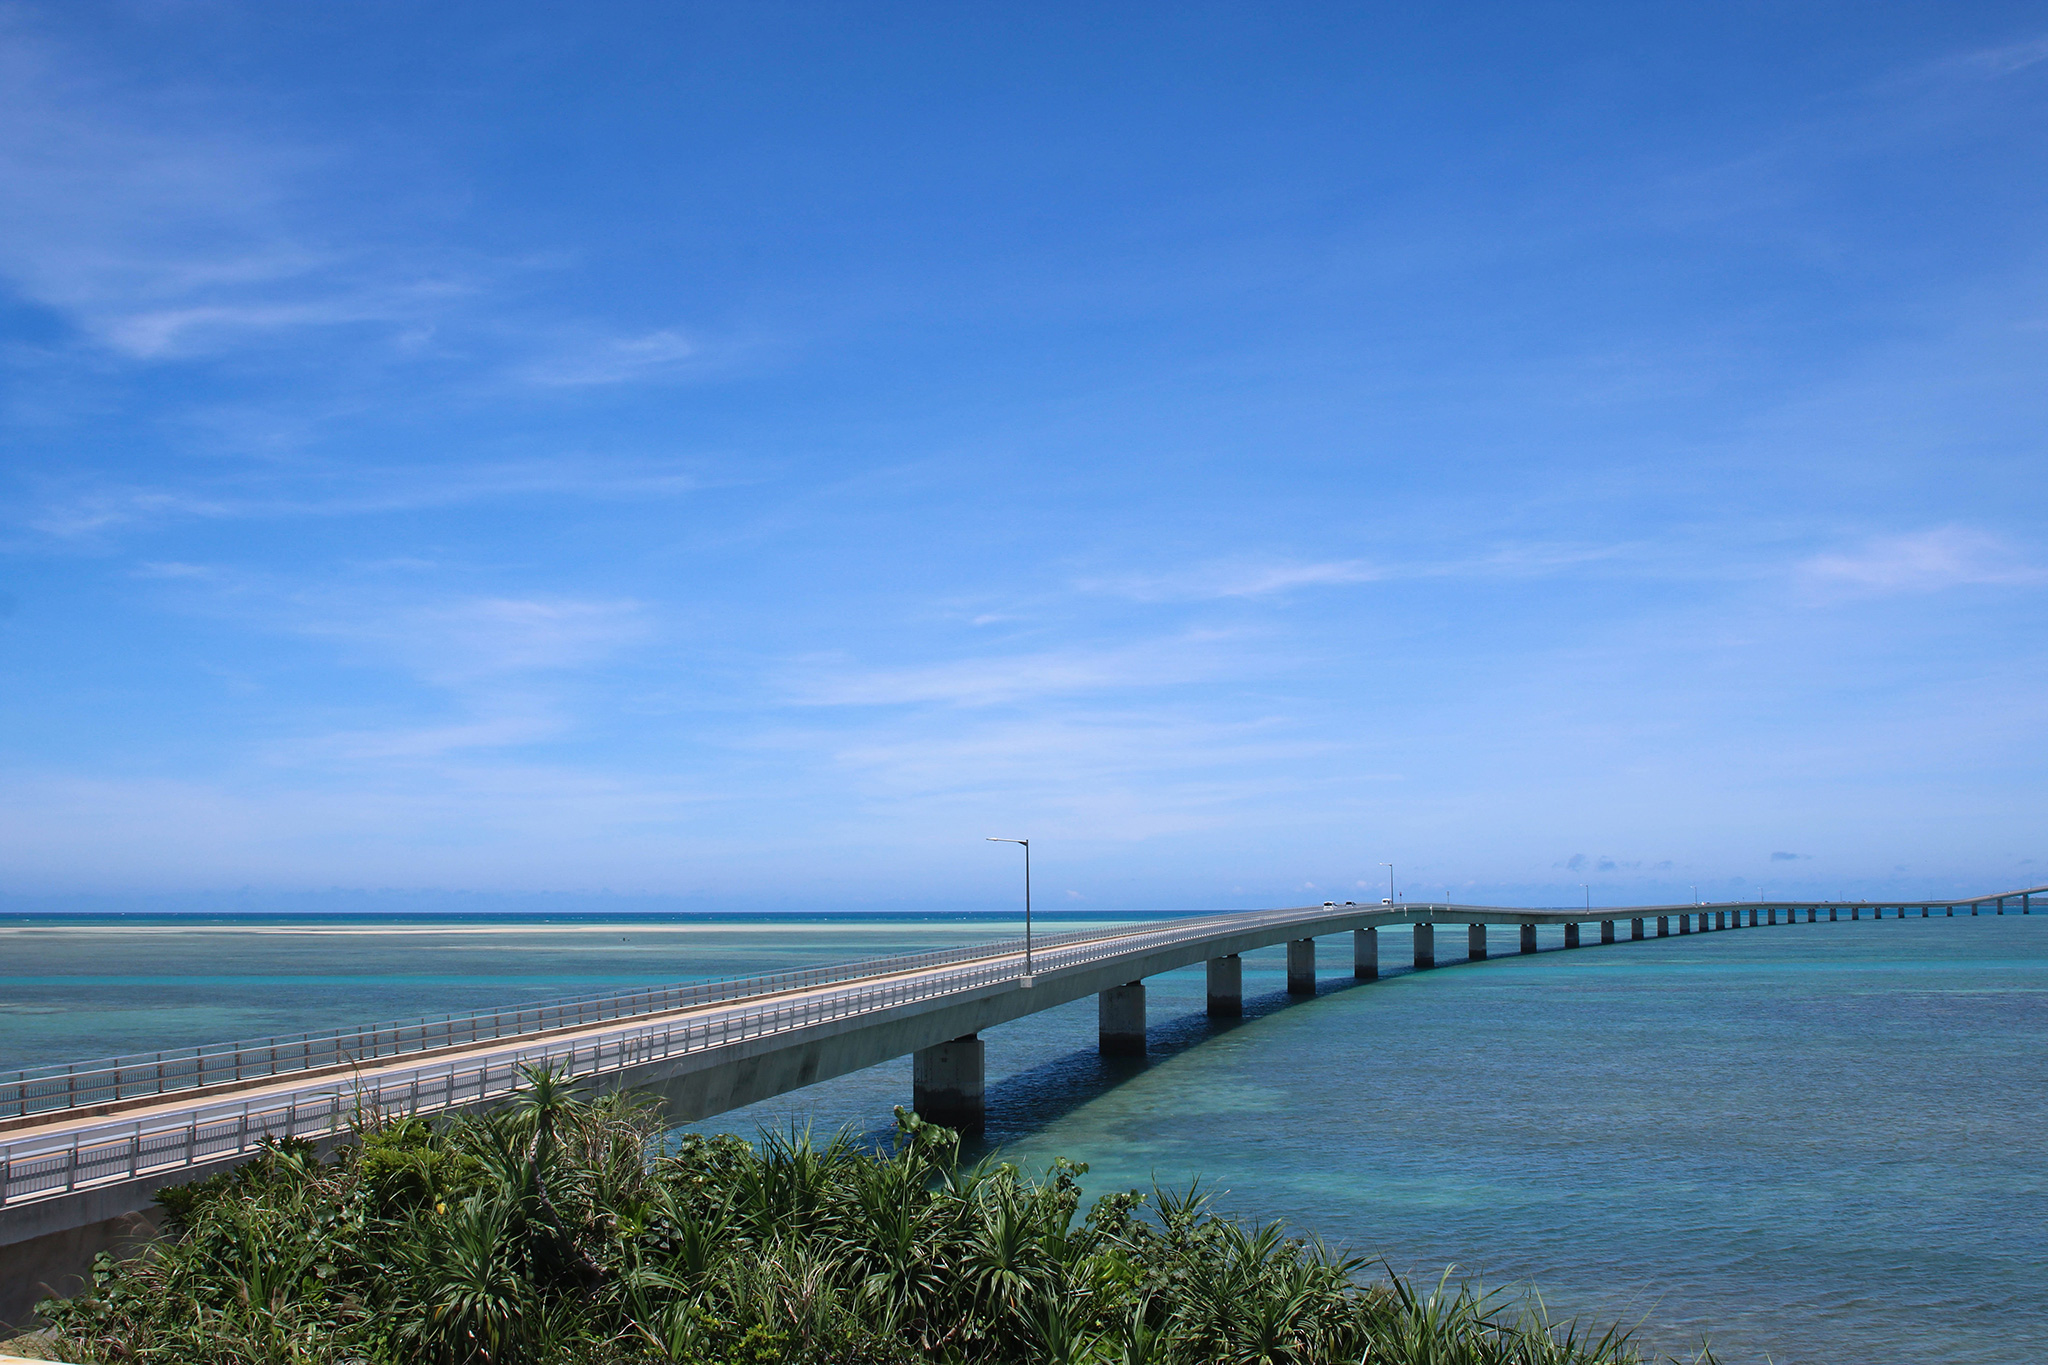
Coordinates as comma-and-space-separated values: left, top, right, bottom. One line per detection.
21, 458, 703, 540
1081, 560, 1383, 602
792, 633, 1241, 707
1799, 527, 2046, 597
289, 594, 652, 684
1941, 34, 2048, 80
519, 329, 701, 387
1081, 543, 1629, 602
0, 23, 443, 359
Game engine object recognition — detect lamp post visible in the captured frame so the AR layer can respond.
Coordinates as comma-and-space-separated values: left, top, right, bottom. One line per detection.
1380, 862, 1395, 905
986, 838, 1033, 984
1582, 884, 1590, 913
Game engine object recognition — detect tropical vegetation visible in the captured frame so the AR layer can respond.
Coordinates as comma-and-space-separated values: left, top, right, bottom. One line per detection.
31, 1067, 1714, 1365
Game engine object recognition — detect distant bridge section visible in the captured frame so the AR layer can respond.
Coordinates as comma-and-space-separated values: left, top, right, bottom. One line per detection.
0, 884, 2039, 1323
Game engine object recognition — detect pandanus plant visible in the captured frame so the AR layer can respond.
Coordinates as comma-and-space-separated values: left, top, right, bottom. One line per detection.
38, 1067, 1714, 1365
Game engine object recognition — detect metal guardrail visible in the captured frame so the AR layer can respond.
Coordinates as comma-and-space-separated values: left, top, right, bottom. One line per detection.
0, 920, 1178, 1121
0, 902, 1360, 1210
2, 888, 2038, 1213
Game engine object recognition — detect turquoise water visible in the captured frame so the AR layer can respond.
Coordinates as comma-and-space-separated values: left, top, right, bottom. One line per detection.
3, 913, 2043, 1363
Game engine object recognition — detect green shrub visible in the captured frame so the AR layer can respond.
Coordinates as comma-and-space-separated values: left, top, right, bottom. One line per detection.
38, 1067, 1713, 1365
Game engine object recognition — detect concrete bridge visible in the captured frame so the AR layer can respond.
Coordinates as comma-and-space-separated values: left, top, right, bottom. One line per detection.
1, 885, 2039, 1323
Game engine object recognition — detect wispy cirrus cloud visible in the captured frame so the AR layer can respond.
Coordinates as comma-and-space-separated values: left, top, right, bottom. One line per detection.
301, 594, 652, 685
0, 20, 713, 391
0, 20, 458, 360
1083, 560, 1384, 602
1936, 32, 2048, 80
133, 566, 655, 765
1081, 543, 1629, 602
20, 458, 704, 540
137, 561, 652, 686
1798, 527, 2046, 598
791, 632, 1244, 708
518, 329, 702, 387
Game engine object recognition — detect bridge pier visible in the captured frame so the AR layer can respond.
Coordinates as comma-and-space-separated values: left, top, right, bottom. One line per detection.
1921, 905, 1928, 917
1520, 922, 1537, 953
1206, 956, 1242, 1017
1099, 982, 1146, 1056
1287, 938, 1316, 994
912, 1034, 984, 1135
1564, 923, 1580, 949
1656, 915, 1668, 936
1829, 907, 1838, 921
1353, 929, 1378, 980
1631, 918, 1644, 939
1717, 911, 1728, 930
1413, 923, 1435, 969
1678, 913, 1691, 935
1468, 924, 1487, 961
1998, 897, 2006, 915
1601, 920, 1616, 944
1851, 906, 1860, 920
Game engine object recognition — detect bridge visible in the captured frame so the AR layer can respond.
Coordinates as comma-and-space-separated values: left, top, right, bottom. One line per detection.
1, 885, 2039, 1323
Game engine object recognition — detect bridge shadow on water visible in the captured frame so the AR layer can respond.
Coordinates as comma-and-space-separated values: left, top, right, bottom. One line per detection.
960, 972, 1394, 1160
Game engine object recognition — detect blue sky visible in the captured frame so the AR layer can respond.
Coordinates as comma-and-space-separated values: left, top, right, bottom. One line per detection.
3, 2, 2045, 912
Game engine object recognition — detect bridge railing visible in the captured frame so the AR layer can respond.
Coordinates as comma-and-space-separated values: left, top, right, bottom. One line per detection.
0, 918, 1185, 1121
0, 900, 1372, 1209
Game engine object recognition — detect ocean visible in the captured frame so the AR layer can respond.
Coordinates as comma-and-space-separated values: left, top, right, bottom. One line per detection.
2, 911, 2042, 1363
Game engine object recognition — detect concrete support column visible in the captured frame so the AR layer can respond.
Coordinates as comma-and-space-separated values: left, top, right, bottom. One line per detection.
1206, 956, 1242, 1017
1564, 922, 1581, 949
1414, 923, 1435, 969
1353, 929, 1378, 981
1998, 897, 2007, 916
1851, 906, 1860, 921
1829, 907, 1838, 921
1947, 905, 1954, 917
1099, 982, 1146, 1056
1520, 922, 1538, 953
1656, 916, 1669, 937
1468, 924, 1487, 961
1631, 918, 1645, 939
1287, 938, 1316, 994
1972, 902, 1979, 916
1717, 911, 1729, 930
1679, 913, 1691, 935
913, 1034, 984, 1134
2025, 892, 2032, 915
1767, 908, 1777, 925
1601, 920, 1616, 944
1921, 906, 1928, 917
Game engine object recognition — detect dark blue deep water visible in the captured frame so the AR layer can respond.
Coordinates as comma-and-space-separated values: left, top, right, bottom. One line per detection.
4, 912, 2042, 1363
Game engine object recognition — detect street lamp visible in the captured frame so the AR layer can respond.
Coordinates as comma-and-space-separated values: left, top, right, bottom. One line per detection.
1581, 884, 1590, 913
986, 838, 1033, 985
1380, 862, 1395, 905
